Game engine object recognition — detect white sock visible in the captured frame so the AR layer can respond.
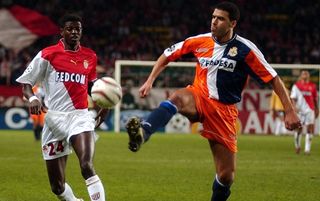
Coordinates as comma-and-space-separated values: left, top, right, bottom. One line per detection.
305, 133, 312, 152
86, 175, 106, 201
294, 132, 301, 149
57, 183, 78, 201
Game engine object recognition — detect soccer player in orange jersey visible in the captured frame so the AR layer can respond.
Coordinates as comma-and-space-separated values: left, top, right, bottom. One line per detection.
126, 2, 301, 201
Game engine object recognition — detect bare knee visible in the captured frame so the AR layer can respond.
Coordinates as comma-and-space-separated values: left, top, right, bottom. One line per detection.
168, 91, 184, 109
169, 89, 198, 120
80, 160, 95, 179
217, 168, 235, 186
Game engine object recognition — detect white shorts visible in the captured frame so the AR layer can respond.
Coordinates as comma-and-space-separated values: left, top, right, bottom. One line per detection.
298, 111, 315, 126
41, 109, 96, 160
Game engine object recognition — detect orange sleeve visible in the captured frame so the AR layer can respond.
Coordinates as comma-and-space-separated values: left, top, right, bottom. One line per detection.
165, 38, 195, 61
245, 50, 274, 83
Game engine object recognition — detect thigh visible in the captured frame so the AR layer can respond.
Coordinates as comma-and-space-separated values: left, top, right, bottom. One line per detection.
305, 111, 315, 125
168, 88, 199, 122
46, 156, 68, 186
70, 131, 95, 162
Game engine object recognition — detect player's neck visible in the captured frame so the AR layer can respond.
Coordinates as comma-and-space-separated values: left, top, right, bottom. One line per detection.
214, 30, 234, 44
65, 43, 80, 51
62, 39, 80, 51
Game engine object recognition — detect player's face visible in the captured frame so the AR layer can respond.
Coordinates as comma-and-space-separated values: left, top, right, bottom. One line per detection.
61, 21, 82, 50
211, 9, 236, 42
300, 71, 310, 81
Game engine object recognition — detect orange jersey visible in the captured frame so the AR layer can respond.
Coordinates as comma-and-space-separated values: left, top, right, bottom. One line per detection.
164, 33, 277, 104
164, 33, 278, 152
30, 113, 45, 127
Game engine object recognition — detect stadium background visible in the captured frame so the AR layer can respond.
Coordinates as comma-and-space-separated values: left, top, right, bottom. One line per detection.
0, 1, 320, 201
0, 0, 319, 134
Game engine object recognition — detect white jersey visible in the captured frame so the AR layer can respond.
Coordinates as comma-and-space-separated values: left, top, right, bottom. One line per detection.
16, 40, 98, 160
290, 84, 313, 115
16, 40, 97, 112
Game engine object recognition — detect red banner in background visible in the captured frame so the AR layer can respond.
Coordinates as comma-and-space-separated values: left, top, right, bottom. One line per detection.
238, 111, 273, 134
0, 5, 59, 52
0, 85, 26, 107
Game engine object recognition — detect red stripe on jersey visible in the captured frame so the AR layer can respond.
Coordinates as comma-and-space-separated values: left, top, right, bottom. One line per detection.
41, 41, 97, 109
295, 81, 318, 110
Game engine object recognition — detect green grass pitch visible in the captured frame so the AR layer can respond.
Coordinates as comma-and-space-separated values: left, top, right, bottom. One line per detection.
0, 130, 319, 201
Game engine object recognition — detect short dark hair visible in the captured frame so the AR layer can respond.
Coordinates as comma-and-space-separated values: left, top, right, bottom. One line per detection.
214, 2, 240, 21
59, 13, 82, 28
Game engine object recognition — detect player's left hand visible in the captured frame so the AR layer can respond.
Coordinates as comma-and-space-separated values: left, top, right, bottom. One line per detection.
95, 108, 109, 128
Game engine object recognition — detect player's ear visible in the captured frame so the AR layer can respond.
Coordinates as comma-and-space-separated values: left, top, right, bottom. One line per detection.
60, 28, 64, 37
230, 20, 237, 28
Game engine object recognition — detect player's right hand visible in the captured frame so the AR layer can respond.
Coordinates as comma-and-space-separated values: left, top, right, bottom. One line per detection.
29, 99, 42, 115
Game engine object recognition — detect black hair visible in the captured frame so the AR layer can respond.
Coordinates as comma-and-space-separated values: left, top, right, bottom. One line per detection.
214, 2, 240, 21
59, 13, 82, 28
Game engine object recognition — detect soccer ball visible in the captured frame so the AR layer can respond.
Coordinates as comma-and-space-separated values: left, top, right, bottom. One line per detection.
165, 113, 190, 133
91, 77, 122, 109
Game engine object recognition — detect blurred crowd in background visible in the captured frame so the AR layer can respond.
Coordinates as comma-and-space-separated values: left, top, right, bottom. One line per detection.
0, 0, 319, 86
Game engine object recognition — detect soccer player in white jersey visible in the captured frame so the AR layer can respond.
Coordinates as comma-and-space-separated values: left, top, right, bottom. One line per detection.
125, 2, 301, 201
16, 14, 107, 201
291, 70, 319, 154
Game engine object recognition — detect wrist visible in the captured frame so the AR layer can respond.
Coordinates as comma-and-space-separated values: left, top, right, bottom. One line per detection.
284, 107, 295, 114
28, 95, 39, 103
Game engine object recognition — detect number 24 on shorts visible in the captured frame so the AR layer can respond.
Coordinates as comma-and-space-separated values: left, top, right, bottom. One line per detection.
47, 141, 65, 156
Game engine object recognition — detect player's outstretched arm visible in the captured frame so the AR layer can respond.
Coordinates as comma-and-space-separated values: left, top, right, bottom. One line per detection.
270, 76, 301, 130
139, 54, 169, 98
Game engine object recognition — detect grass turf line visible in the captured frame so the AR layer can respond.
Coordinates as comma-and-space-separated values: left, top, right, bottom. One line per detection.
0, 130, 319, 201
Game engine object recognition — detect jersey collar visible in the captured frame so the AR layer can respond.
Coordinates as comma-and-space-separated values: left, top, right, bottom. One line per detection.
212, 33, 237, 45
59, 39, 81, 52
